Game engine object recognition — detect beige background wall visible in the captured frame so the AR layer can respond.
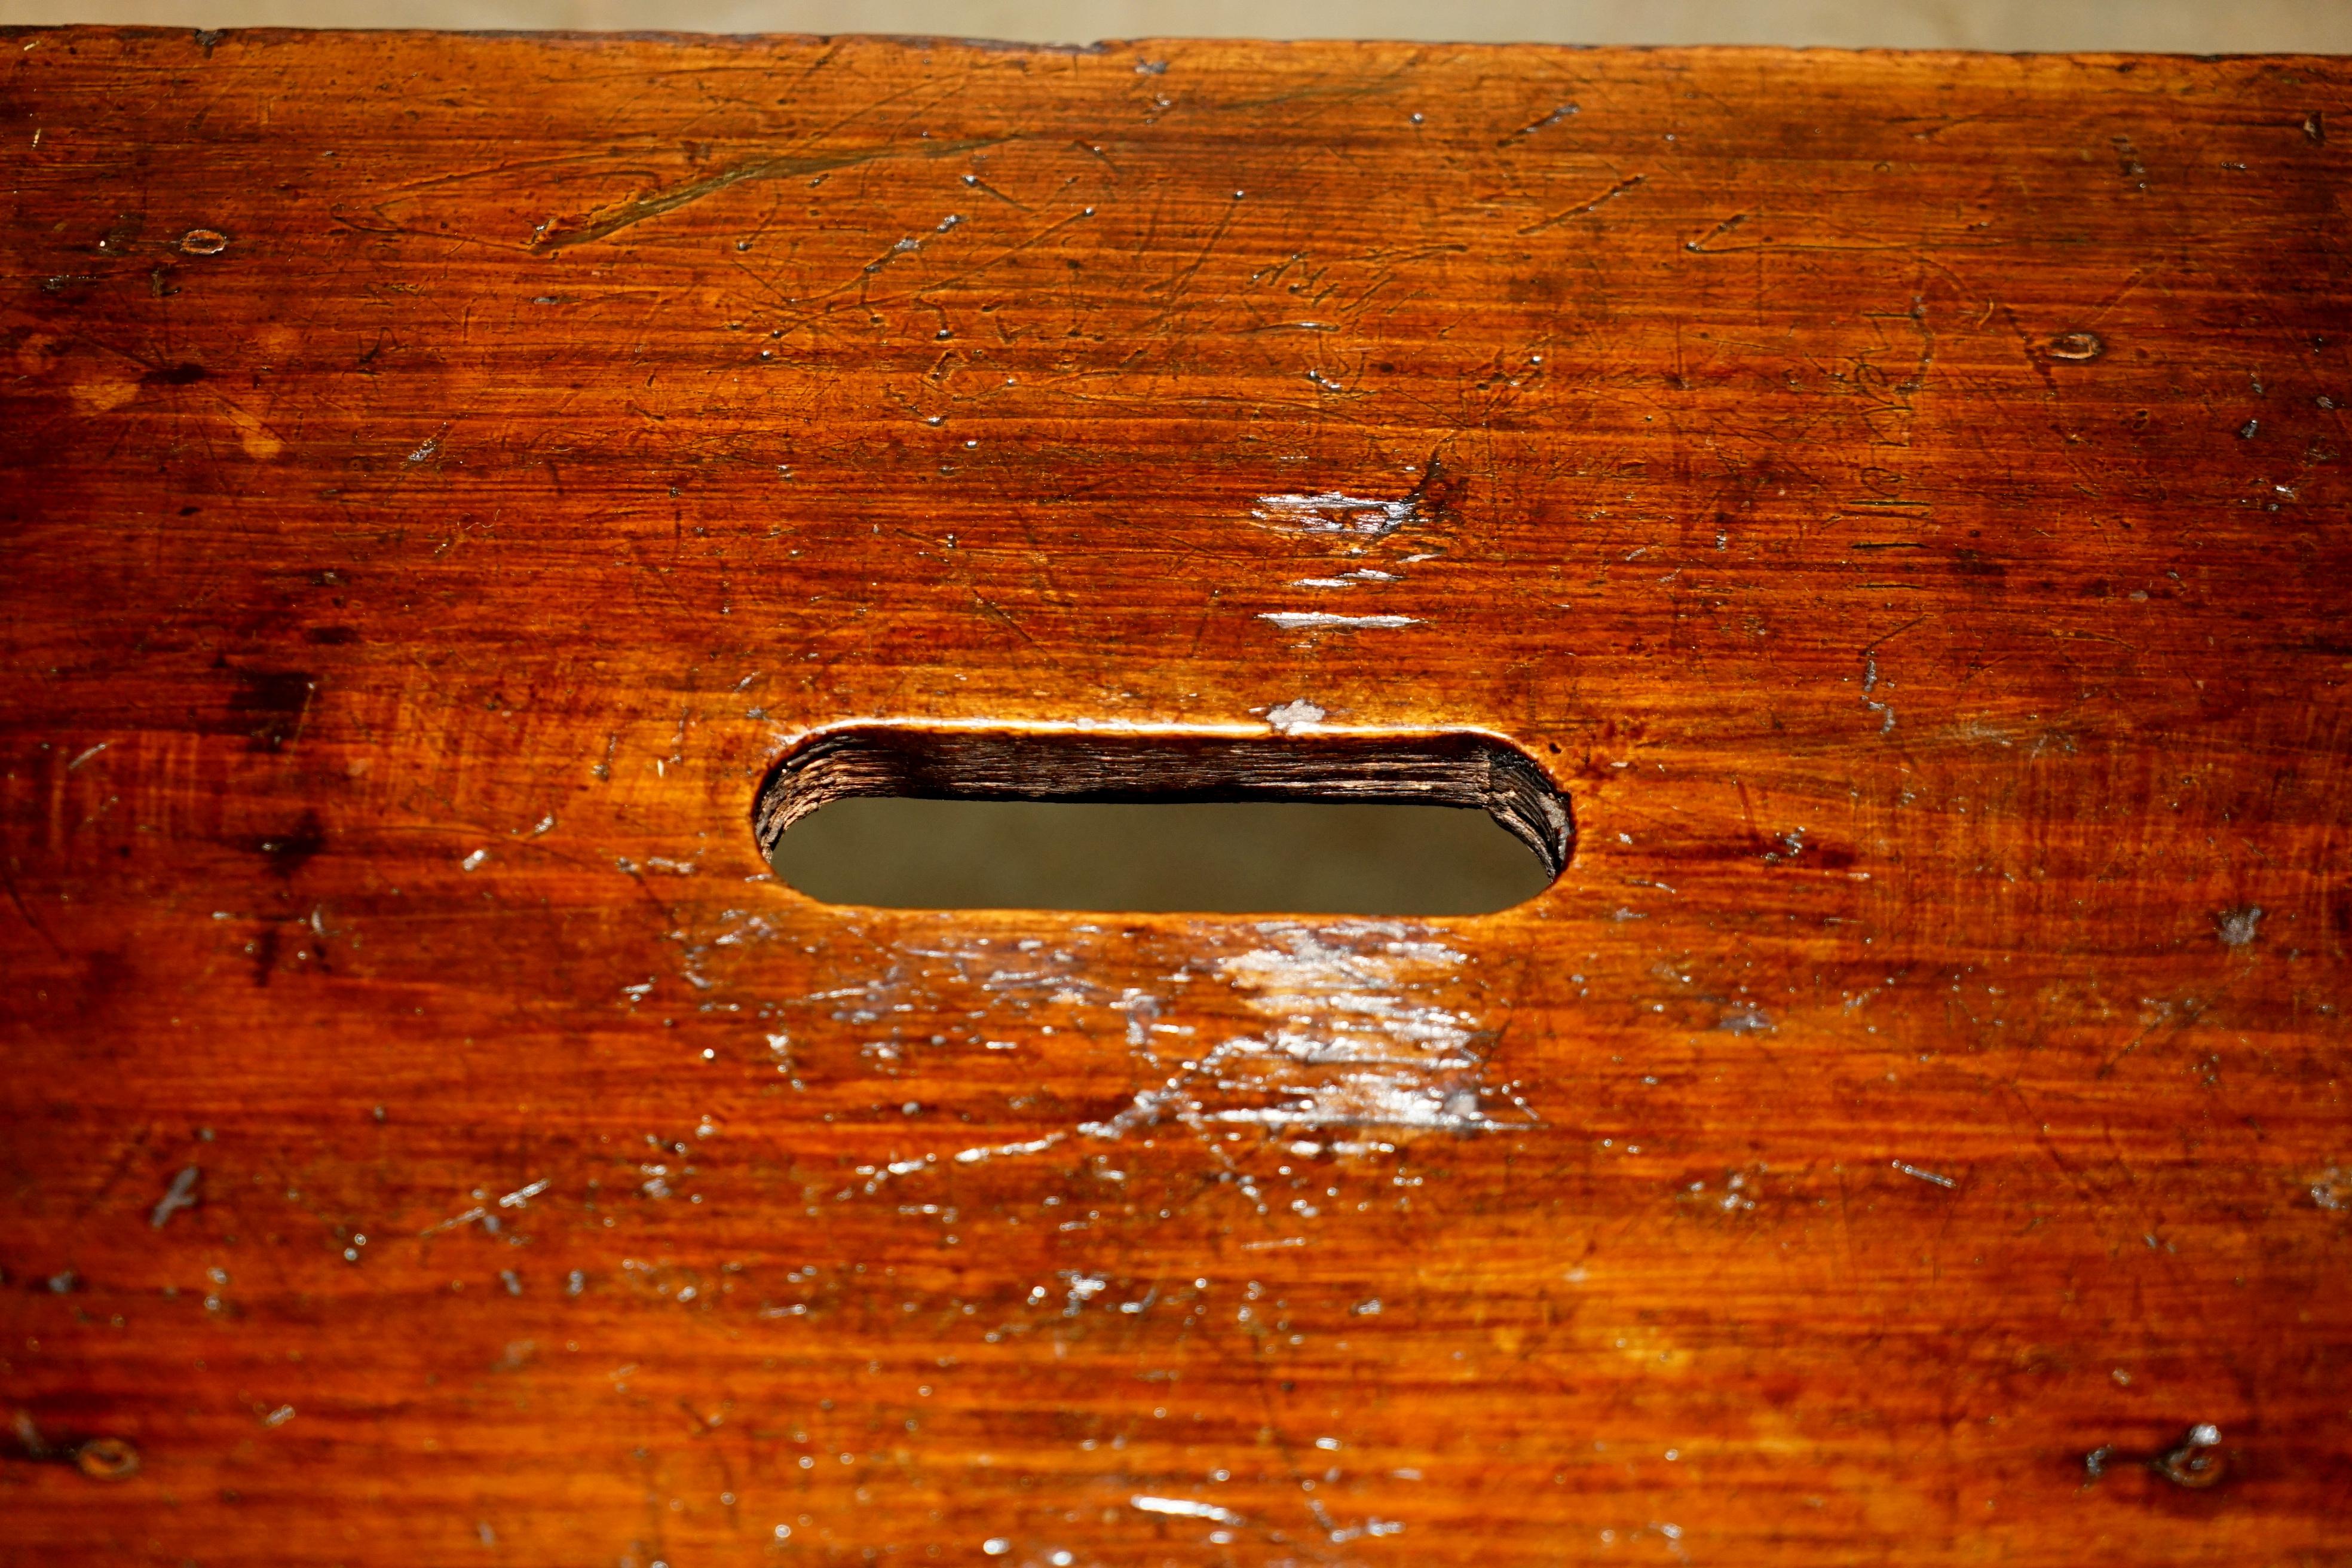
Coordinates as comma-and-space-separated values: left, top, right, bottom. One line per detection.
3, 0, 2349, 50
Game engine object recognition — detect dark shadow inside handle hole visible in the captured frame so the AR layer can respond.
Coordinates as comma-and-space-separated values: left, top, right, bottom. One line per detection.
756, 727, 1570, 915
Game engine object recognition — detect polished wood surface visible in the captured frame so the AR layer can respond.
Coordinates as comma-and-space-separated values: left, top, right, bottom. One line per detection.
3, 27, 2348, 1564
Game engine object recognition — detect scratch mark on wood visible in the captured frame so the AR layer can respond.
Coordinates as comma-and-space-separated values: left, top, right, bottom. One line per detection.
1518, 172, 1647, 235
529, 136, 1010, 250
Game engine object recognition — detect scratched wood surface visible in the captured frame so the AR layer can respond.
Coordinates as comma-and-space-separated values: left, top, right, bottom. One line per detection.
3, 26, 2350, 1565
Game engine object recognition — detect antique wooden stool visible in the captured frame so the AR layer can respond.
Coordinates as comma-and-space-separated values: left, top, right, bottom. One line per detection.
2, 26, 2346, 1564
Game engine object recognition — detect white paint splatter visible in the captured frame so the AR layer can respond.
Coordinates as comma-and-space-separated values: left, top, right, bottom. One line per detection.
953, 1134, 1065, 1165
1288, 568, 1400, 589
1252, 491, 1417, 537
1258, 612, 1422, 631
1861, 654, 1895, 734
1119, 988, 1163, 1045
149, 1165, 201, 1229
1131, 1496, 1242, 1524
1081, 923, 1506, 1140
497, 1178, 549, 1209
1266, 699, 1325, 734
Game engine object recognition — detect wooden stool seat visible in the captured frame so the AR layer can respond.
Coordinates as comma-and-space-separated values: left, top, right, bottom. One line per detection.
2, 27, 2347, 1563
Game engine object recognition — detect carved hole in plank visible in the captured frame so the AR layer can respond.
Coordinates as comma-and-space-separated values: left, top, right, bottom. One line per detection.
755, 725, 1570, 915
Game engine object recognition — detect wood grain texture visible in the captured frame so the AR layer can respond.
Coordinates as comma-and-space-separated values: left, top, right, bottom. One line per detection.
2, 26, 2348, 1565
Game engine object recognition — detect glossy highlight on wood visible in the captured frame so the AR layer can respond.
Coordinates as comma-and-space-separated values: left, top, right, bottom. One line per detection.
1, 26, 2348, 1566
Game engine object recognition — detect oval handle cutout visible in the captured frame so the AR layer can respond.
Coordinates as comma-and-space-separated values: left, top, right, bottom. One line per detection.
755, 726, 1570, 915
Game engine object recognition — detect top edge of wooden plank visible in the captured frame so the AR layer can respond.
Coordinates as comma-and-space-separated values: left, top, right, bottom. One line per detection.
5, 23, 2350, 68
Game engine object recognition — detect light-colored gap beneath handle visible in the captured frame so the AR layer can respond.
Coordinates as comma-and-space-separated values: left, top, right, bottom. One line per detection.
754, 727, 1571, 915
